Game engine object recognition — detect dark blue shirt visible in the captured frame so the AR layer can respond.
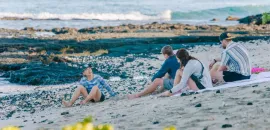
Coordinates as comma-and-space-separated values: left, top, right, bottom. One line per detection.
151, 55, 181, 82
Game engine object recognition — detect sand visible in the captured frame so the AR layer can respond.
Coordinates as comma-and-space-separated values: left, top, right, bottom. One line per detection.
1, 40, 270, 130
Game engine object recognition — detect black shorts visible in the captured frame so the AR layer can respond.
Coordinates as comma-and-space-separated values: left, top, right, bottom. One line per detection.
190, 74, 205, 90
223, 71, 250, 82
90, 93, 105, 102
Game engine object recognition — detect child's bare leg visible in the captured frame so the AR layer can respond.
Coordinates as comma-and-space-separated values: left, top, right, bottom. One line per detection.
81, 86, 102, 104
62, 85, 88, 107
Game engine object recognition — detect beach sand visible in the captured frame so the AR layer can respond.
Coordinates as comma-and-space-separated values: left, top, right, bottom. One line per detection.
1, 40, 270, 130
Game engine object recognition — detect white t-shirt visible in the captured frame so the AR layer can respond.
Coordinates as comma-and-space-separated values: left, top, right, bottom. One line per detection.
171, 60, 213, 93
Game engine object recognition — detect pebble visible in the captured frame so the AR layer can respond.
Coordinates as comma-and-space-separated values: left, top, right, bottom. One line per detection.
152, 121, 159, 124
195, 103, 202, 107
247, 102, 253, 105
61, 111, 69, 115
221, 124, 232, 128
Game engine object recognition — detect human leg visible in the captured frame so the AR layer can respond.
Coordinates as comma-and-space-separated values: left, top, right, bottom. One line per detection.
62, 85, 88, 107
128, 78, 163, 99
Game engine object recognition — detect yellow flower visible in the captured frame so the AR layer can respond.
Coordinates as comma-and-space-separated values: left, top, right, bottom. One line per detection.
72, 122, 83, 130
1, 126, 20, 130
82, 123, 94, 130
164, 126, 176, 130
62, 125, 73, 130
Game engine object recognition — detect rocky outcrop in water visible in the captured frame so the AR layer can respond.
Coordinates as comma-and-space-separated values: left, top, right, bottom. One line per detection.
239, 12, 270, 25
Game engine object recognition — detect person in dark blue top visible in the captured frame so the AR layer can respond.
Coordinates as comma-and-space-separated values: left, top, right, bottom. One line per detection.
128, 45, 180, 99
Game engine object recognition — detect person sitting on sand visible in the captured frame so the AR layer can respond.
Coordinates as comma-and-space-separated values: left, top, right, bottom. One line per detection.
62, 64, 116, 107
209, 32, 251, 83
128, 45, 180, 99
161, 49, 213, 97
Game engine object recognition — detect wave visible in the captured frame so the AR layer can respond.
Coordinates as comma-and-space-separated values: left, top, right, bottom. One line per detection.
1, 5, 269, 21
0, 10, 171, 21
172, 5, 270, 20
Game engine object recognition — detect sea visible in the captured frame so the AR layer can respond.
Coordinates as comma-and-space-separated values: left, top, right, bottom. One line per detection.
0, 0, 270, 29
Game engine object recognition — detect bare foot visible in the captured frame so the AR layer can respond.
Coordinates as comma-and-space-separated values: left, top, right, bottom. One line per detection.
127, 94, 139, 99
62, 100, 72, 107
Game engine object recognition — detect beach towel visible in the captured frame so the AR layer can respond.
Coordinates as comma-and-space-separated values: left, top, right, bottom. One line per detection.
174, 72, 270, 96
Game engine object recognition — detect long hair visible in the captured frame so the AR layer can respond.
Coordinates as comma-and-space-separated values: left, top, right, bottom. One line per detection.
176, 49, 197, 67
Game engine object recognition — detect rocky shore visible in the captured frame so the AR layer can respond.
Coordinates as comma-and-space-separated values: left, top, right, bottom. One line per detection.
0, 39, 270, 129
0, 22, 270, 41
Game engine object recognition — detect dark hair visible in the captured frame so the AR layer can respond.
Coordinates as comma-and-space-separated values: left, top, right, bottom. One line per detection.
161, 45, 174, 56
176, 49, 197, 67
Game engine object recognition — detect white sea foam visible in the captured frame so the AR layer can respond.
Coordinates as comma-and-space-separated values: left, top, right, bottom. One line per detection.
0, 10, 171, 21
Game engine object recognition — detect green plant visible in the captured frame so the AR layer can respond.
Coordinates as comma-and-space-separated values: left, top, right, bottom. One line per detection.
262, 13, 270, 24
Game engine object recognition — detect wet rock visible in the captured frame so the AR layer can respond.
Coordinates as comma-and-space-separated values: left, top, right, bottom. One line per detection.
216, 90, 221, 93
195, 103, 202, 107
221, 124, 232, 128
226, 16, 240, 21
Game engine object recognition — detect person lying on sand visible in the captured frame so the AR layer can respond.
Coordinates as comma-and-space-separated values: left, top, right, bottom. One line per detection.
209, 32, 251, 83
161, 49, 213, 97
62, 64, 116, 107
128, 45, 180, 99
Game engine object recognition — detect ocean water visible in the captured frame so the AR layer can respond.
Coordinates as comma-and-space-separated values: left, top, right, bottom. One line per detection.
0, 0, 270, 29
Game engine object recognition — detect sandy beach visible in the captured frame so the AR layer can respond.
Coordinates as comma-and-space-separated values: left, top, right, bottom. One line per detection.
1, 1, 270, 129
1, 39, 270, 130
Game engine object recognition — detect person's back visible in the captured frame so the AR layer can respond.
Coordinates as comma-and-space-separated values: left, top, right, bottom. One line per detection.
221, 42, 251, 76
151, 55, 180, 81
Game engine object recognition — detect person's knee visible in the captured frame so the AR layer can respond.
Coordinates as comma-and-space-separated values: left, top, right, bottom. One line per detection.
153, 78, 162, 85
77, 85, 85, 90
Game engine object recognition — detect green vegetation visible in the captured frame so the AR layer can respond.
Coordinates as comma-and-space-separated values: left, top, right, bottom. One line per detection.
262, 13, 270, 24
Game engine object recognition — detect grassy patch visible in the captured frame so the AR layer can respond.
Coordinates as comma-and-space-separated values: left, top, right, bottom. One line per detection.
262, 13, 270, 24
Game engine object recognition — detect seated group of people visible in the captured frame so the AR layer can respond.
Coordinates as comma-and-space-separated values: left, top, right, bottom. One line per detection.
62, 32, 252, 107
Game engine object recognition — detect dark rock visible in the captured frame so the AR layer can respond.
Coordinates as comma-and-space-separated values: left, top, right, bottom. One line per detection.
216, 90, 221, 93
211, 18, 219, 21
6, 110, 16, 118
48, 121, 54, 124
181, 93, 187, 97
247, 102, 253, 105
23, 27, 35, 31
221, 124, 232, 128
23, 120, 27, 122
203, 126, 208, 130
252, 85, 258, 87
40, 119, 48, 123
152, 121, 159, 124
9, 63, 81, 85
238, 13, 270, 25
125, 57, 135, 62
195, 103, 202, 107
61, 111, 69, 115
30, 109, 35, 114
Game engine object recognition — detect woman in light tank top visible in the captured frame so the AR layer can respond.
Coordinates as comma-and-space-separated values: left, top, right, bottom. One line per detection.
161, 49, 213, 97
